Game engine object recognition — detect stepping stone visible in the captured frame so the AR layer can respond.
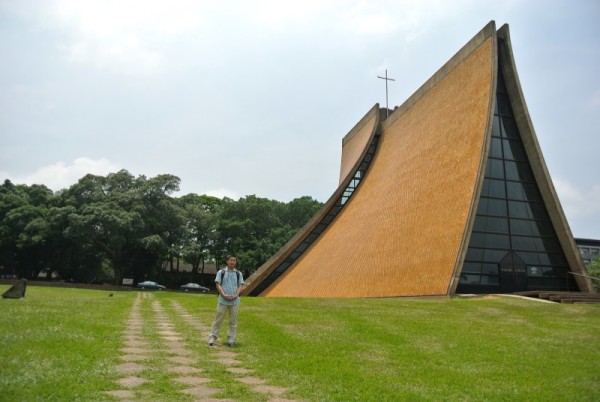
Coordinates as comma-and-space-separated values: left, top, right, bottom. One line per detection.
253, 385, 287, 396
173, 376, 212, 386
200, 399, 236, 402
121, 354, 149, 362
158, 330, 179, 336
214, 351, 237, 359
104, 390, 135, 399
213, 358, 241, 365
227, 367, 254, 375
116, 362, 147, 374
163, 336, 184, 342
235, 377, 265, 385
117, 376, 147, 388
120, 347, 149, 354
169, 348, 193, 356
167, 365, 203, 374
124, 340, 149, 348
168, 356, 196, 365
180, 386, 220, 398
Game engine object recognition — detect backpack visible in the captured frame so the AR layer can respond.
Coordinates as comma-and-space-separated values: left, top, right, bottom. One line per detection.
218, 268, 241, 286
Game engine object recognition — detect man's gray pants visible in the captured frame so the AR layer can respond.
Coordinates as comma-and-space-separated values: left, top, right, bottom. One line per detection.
209, 303, 239, 343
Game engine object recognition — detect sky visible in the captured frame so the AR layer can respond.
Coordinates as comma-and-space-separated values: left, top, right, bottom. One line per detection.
0, 0, 599, 238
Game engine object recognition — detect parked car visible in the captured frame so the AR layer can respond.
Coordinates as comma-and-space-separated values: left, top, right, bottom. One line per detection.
180, 283, 209, 292
137, 281, 166, 290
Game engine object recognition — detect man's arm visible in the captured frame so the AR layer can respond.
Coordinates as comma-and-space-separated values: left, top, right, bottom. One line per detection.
233, 283, 244, 299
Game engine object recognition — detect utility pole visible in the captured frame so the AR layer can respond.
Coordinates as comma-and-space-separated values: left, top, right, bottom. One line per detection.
377, 69, 395, 118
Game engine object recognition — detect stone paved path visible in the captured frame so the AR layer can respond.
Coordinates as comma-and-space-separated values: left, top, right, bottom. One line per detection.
105, 292, 301, 401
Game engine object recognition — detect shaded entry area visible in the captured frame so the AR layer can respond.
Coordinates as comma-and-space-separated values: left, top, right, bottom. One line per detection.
499, 252, 528, 293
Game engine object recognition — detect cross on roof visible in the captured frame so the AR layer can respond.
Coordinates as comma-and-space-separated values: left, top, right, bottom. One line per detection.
377, 69, 395, 117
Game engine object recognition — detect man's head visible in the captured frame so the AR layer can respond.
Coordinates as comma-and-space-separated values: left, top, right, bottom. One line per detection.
226, 255, 237, 268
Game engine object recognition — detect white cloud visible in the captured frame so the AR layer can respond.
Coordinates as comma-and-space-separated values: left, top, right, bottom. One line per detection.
32, 0, 212, 75
1, 157, 122, 191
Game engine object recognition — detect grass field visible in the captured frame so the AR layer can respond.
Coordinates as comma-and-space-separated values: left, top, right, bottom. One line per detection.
0, 285, 599, 401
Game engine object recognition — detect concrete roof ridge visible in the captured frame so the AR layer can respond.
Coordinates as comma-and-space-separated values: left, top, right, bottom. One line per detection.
383, 20, 497, 131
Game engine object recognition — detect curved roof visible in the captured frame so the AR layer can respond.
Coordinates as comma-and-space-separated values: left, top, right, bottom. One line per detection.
242, 21, 593, 297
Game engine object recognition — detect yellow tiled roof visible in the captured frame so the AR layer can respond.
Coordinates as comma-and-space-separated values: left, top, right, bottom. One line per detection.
263, 35, 494, 297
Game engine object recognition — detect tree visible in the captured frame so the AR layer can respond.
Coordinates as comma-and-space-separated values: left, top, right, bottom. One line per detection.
586, 257, 600, 291
177, 194, 222, 275
215, 195, 323, 276
63, 170, 182, 285
0, 181, 56, 279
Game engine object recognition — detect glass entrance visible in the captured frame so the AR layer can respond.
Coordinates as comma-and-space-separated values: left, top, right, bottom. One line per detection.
499, 252, 528, 292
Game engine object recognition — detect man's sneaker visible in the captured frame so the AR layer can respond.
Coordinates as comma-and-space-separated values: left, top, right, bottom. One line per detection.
227, 341, 234, 347
208, 338, 215, 346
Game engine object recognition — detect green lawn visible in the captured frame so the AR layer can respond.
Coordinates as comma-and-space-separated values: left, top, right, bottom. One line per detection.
0, 285, 599, 401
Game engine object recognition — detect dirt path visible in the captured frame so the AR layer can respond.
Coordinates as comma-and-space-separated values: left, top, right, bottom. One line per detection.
106, 292, 300, 402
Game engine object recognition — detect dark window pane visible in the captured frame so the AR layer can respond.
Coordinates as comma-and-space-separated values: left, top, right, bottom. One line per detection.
473, 216, 485, 232
492, 115, 501, 137
490, 137, 503, 158
486, 234, 510, 249
481, 179, 506, 198
478, 197, 508, 217
459, 274, 481, 284
518, 251, 540, 265
501, 116, 520, 139
466, 248, 483, 261
503, 139, 527, 161
484, 216, 509, 233
522, 183, 542, 202
462, 262, 481, 273
541, 266, 567, 276
497, 68, 506, 93
508, 182, 542, 202
510, 219, 534, 236
497, 92, 513, 116
530, 203, 549, 221
470, 233, 509, 249
505, 161, 534, 182
469, 233, 485, 248
483, 249, 507, 263
480, 275, 499, 285
485, 158, 504, 179
512, 235, 537, 251
473, 216, 511, 234
531, 220, 554, 237
506, 181, 526, 200
482, 263, 498, 274
542, 278, 565, 288
538, 237, 561, 253
508, 201, 530, 219
547, 253, 567, 266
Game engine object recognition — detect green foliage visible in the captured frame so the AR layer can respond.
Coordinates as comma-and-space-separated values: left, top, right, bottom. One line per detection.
1, 287, 599, 401
0, 174, 323, 286
586, 257, 600, 291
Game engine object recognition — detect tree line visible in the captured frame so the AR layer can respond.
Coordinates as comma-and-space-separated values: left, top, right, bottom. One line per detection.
0, 170, 322, 287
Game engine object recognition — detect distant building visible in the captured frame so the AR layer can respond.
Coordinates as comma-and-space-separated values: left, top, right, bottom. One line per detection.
575, 238, 600, 266
242, 21, 593, 297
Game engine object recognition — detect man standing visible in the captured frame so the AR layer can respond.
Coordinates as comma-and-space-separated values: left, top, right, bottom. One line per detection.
209, 255, 244, 346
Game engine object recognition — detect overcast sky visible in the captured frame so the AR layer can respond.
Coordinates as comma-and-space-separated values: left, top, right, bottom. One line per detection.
1, 0, 599, 238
